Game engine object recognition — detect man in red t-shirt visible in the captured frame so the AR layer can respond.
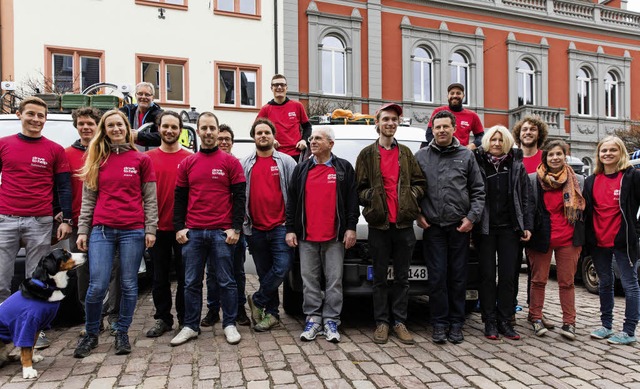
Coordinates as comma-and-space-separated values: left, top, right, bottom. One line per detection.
243, 119, 297, 332
144, 111, 192, 338
425, 83, 484, 150
256, 74, 312, 161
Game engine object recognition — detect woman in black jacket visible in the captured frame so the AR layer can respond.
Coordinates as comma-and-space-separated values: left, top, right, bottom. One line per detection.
474, 125, 533, 340
584, 136, 640, 346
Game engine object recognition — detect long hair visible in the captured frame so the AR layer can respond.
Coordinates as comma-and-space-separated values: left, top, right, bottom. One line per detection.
79, 110, 136, 190
593, 135, 631, 175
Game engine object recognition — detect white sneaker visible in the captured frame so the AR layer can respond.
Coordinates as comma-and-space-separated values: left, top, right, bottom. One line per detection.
300, 319, 324, 341
170, 326, 198, 346
224, 325, 241, 344
324, 320, 341, 343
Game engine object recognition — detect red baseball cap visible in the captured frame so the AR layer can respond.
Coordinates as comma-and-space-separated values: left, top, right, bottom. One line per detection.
376, 102, 402, 117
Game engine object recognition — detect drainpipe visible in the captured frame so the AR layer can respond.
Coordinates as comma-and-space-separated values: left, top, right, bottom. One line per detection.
274, 0, 278, 73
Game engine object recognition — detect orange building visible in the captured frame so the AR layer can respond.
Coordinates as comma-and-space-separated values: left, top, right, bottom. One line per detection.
282, 0, 640, 173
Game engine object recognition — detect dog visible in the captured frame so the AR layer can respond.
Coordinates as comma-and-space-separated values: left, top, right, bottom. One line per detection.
0, 248, 86, 379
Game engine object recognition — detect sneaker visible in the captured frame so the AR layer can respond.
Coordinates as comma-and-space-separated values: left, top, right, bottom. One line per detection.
34, 331, 51, 350
146, 320, 172, 338
114, 332, 131, 355
560, 324, 576, 340
484, 321, 499, 340
432, 326, 447, 344
591, 326, 615, 340
324, 321, 341, 343
373, 323, 389, 344
200, 309, 220, 327
448, 326, 464, 344
393, 322, 415, 345
79, 320, 105, 337
170, 326, 199, 346
254, 313, 280, 332
541, 315, 555, 330
498, 320, 521, 340
224, 325, 241, 344
300, 320, 323, 341
73, 334, 99, 358
531, 320, 548, 337
247, 294, 264, 326
607, 331, 637, 345
236, 306, 251, 326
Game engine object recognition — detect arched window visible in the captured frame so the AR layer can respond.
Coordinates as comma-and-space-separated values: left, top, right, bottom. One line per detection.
582, 157, 592, 176
517, 59, 535, 106
604, 71, 618, 118
450, 51, 469, 104
412, 47, 433, 103
321, 35, 346, 95
577, 67, 592, 116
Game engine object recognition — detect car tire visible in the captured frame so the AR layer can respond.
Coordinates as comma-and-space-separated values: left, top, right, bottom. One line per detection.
282, 277, 303, 315
581, 255, 599, 294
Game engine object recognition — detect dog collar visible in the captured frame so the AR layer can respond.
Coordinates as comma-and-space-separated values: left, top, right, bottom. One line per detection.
31, 278, 58, 290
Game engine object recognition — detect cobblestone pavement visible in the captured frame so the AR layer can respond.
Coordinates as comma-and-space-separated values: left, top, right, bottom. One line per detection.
0, 274, 639, 389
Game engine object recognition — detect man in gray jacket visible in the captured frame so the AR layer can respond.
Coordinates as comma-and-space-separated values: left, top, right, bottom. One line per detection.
415, 110, 485, 345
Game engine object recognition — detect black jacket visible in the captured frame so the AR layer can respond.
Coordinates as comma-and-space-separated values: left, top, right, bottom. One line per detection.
120, 103, 163, 147
584, 167, 640, 261
286, 154, 359, 241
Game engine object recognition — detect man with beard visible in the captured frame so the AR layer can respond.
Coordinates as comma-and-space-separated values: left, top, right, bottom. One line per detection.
144, 111, 192, 338
120, 82, 163, 147
243, 118, 297, 332
424, 83, 484, 150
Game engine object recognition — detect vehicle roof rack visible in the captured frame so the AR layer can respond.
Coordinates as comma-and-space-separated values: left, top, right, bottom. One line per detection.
309, 108, 412, 126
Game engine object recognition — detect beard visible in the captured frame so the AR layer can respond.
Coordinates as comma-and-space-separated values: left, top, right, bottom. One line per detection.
161, 136, 179, 145
256, 142, 273, 152
448, 98, 463, 110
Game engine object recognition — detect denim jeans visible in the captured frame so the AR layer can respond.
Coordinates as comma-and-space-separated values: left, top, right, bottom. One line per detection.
299, 240, 344, 324
182, 229, 237, 330
206, 234, 246, 311
150, 230, 184, 327
0, 215, 53, 302
592, 246, 640, 336
246, 225, 293, 318
84, 226, 145, 335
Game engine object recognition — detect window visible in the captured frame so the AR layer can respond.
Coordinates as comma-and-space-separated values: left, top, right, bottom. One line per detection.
135, 0, 187, 10
577, 67, 591, 116
215, 62, 261, 109
517, 60, 535, 106
412, 47, 433, 103
45, 47, 104, 93
450, 52, 469, 104
215, 0, 259, 17
321, 36, 346, 95
604, 71, 618, 118
136, 55, 188, 105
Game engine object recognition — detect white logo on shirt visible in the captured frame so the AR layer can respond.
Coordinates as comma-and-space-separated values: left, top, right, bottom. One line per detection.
212, 169, 226, 179
327, 173, 336, 183
614, 189, 620, 201
288, 112, 297, 120
270, 166, 279, 176
31, 156, 48, 168
460, 120, 470, 128
123, 167, 138, 177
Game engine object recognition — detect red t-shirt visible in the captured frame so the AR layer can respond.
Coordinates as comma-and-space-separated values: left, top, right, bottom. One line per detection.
92, 150, 156, 230
146, 148, 192, 231
304, 164, 337, 242
65, 145, 86, 224
379, 145, 399, 223
544, 189, 574, 247
257, 99, 310, 158
249, 156, 285, 231
0, 134, 70, 217
523, 149, 542, 174
593, 172, 623, 248
176, 150, 245, 230
428, 106, 483, 146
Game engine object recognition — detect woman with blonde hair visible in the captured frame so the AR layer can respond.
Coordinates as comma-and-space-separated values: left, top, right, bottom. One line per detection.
473, 125, 533, 340
73, 110, 158, 358
584, 136, 640, 345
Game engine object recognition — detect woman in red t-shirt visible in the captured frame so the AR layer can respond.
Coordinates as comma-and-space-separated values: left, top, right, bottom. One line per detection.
527, 140, 585, 340
73, 110, 158, 358
584, 136, 640, 345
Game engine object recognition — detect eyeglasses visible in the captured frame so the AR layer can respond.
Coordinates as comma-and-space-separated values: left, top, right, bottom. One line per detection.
308, 135, 327, 142
218, 137, 232, 143
271, 83, 287, 89
136, 92, 153, 97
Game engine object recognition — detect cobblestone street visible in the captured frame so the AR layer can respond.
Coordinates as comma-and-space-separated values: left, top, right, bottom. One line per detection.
0, 274, 639, 389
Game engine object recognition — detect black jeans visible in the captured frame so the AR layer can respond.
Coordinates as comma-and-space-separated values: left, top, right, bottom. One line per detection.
369, 225, 416, 324
476, 228, 521, 322
149, 230, 185, 327
423, 224, 469, 328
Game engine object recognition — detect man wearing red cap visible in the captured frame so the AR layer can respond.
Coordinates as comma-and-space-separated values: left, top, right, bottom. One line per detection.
355, 103, 426, 345
425, 83, 484, 150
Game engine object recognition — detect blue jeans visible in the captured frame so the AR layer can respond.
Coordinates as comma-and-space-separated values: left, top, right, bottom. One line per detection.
592, 246, 640, 336
206, 234, 246, 311
85, 226, 145, 335
246, 225, 293, 318
182, 229, 237, 329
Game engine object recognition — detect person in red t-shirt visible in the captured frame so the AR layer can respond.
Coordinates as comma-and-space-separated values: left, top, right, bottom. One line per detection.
256, 74, 312, 161
584, 136, 640, 345
171, 112, 246, 346
143, 111, 192, 338
74, 110, 158, 359
527, 140, 584, 340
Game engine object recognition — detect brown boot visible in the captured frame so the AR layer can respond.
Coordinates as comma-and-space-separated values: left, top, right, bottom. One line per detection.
393, 322, 415, 345
373, 323, 389, 344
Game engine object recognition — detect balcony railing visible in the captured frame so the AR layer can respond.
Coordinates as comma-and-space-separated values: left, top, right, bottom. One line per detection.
508, 105, 566, 137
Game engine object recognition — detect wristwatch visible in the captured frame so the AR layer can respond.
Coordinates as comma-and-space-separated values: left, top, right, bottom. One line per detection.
62, 218, 73, 226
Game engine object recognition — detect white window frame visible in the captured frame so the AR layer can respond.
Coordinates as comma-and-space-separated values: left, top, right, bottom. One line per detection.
577, 67, 592, 116
412, 47, 433, 103
516, 59, 536, 106
604, 71, 618, 118
321, 35, 346, 96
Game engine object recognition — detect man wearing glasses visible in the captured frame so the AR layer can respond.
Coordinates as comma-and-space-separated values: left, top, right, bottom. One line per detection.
257, 74, 312, 161
120, 82, 164, 147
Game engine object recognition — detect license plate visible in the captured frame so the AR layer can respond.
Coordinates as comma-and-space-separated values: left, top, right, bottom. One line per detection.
466, 290, 478, 300
367, 265, 428, 281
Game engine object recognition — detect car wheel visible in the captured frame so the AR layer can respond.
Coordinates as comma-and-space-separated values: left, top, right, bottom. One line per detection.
581, 255, 599, 294
282, 277, 303, 315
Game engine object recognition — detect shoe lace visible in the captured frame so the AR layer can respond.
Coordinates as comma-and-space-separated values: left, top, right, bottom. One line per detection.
326, 321, 337, 333
304, 321, 317, 332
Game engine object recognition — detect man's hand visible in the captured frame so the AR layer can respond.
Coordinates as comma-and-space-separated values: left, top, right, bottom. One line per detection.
456, 217, 474, 233
77, 234, 88, 252
224, 229, 239, 245
273, 139, 280, 149
417, 214, 430, 229
176, 228, 189, 244
57, 223, 72, 241
343, 229, 356, 249
54, 212, 63, 223
520, 230, 532, 242
145, 233, 156, 248
131, 129, 139, 141
286, 232, 298, 248
296, 140, 307, 151
466, 143, 477, 151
